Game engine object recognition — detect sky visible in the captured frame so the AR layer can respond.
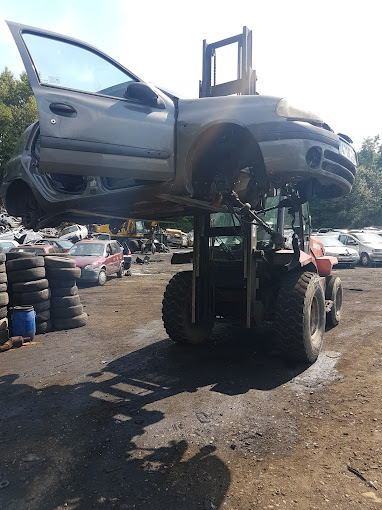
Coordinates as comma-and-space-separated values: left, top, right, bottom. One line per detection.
0, 0, 381, 150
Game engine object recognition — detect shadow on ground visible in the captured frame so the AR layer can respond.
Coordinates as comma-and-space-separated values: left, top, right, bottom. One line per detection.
0, 328, 308, 510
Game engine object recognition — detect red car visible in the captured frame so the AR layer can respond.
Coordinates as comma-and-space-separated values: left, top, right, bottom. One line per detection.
67, 239, 124, 285
8, 244, 58, 255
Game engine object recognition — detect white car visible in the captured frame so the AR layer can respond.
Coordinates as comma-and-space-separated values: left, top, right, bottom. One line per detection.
314, 235, 359, 267
0, 239, 20, 253
339, 232, 382, 266
59, 224, 88, 242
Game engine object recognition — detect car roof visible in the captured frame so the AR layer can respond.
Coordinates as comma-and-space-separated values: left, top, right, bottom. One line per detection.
76, 239, 109, 244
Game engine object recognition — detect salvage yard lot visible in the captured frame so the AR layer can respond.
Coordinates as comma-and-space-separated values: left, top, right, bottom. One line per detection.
0, 255, 381, 510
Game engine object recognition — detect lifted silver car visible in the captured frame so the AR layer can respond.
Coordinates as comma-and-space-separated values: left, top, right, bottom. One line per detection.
1, 21, 357, 228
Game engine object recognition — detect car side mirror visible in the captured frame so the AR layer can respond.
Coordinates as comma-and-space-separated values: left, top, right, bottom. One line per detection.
124, 82, 165, 109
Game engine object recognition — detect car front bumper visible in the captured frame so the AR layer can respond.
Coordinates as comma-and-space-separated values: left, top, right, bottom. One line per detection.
79, 267, 101, 282
337, 255, 360, 265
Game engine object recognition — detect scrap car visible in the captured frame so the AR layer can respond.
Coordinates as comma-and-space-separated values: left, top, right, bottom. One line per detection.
1, 21, 357, 230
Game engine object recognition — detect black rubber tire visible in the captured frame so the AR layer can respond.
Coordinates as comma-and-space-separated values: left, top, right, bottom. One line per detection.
0, 306, 7, 320
360, 252, 370, 267
0, 293, 9, 306
36, 320, 52, 334
162, 271, 213, 344
51, 295, 81, 308
50, 285, 78, 297
116, 263, 123, 278
0, 273, 7, 284
7, 267, 46, 284
33, 300, 50, 312
36, 309, 51, 323
51, 304, 83, 319
0, 253, 5, 263
325, 276, 343, 327
0, 328, 9, 345
6, 252, 31, 261
48, 278, 77, 289
14, 288, 51, 305
6, 257, 44, 272
44, 256, 76, 268
151, 243, 156, 255
46, 267, 81, 280
129, 240, 139, 253
53, 312, 88, 330
97, 269, 107, 286
0, 262, 6, 273
12, 279, 49, 293
0, 283, 7, 292
274, 271, 326, 363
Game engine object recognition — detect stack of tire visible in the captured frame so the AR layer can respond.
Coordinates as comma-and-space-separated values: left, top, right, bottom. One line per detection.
6, 253, 51, 334
44, 256, 87, 330
0, 248, 10, 345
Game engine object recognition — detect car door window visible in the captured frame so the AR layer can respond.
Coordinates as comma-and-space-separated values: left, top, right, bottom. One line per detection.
111, 242, 121, 254
339, 235, 347, 244
22, 33, 136, 99
106, 244, 113, 257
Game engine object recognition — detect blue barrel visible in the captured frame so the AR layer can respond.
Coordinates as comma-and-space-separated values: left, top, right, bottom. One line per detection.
12, 306, 36, 340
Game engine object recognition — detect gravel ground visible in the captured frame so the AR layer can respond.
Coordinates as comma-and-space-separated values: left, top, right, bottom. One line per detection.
0, 254, 381, 509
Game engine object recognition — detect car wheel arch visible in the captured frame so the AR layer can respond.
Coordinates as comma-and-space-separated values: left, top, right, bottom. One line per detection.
5, 179, 41, 217
185, 122, 269, 201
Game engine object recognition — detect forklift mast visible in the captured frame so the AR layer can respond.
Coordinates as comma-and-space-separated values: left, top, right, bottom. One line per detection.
199, 26, 257, 98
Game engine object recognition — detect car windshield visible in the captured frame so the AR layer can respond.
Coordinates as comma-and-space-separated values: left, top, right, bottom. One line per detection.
68, 243, 104, 256
317, 237, 344, 247
354, 234, 382, 244
59, 240, 73, 249
61, 226, 78, 235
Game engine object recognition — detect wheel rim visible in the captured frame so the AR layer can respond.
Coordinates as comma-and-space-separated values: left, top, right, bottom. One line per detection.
99, 271, 107, 284
310, 296, 319, 337
361, 254, 368, 265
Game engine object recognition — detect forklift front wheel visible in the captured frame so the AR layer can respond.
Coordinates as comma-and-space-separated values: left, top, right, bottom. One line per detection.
275, 271, 326, 363
325, 276, 343, 327
162, 271, 213, 344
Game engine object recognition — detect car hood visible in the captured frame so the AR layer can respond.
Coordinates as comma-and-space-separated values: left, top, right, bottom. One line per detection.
70, 255, 104, 267
324, 246, 358, 256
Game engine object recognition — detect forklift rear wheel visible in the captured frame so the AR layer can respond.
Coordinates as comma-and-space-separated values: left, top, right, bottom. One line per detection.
275, 271, 325, 363
325, 276, 342, 327
162, 271, 213, 344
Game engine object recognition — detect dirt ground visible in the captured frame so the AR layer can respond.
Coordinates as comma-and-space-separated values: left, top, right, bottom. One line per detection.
0, 254, 381, 510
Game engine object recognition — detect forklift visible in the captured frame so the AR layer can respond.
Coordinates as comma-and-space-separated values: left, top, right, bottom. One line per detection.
162, 28, 343, 363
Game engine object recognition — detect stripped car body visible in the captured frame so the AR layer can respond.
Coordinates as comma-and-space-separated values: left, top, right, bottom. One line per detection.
1, 21, 357, 228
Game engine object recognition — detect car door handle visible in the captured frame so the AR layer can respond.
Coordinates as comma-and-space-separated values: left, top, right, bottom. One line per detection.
49, 103, 77, 117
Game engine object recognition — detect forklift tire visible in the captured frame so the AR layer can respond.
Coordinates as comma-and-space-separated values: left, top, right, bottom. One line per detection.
129, 240, 139, 253
325, 276, 343, 327
162, 271, 213, 344
275, 271, 325, 363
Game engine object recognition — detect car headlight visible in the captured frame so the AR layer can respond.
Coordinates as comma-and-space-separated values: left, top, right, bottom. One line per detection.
276, 99, 323, 123
84, 264, 96, 270
339, 140, 357, 166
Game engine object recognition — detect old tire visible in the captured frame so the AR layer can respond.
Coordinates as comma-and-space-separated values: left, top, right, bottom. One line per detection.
116, 263, 123, 278
14, 288, 51, 305
162, 271, 213, 344
6, 252, 31, 261
12, 279, 49, 293
33, 300, 50, 312
48, 278, 77, 289
53, 313, 88, 330
35, 309, 51, 323
275, 271, 326, 363
0, 328, 9, 345
50, 285, 78, 297
129, 240, 139, 253
36, 320, 52, 334
6, 257, 44, 271
0, 253, 5, 263
325, 276, 343, 327
0, 273, 7, 284
46, 267, 81, 280
0, 293, 9, 307
7, 267, 45, 284
44, 256, 76, 268
0, 306, 7, 320
97, 270, 107, 286
51, 295, 81, 308
0, 262, 6, 272
0, 283, 7, 293
360, 252, 370, 267
51, 304, 83, 319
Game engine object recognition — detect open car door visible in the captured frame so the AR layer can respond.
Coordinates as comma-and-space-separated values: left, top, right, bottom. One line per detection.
7, 21, 175, 181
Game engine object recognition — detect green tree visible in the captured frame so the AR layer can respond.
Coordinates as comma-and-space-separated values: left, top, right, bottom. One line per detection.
0, 68, 38, 170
